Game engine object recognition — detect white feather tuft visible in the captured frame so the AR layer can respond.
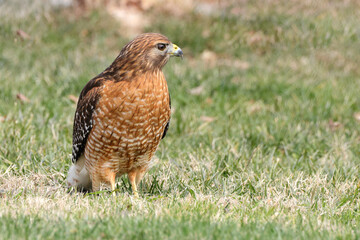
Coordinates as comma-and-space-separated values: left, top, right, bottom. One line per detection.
67, 155, 91, 191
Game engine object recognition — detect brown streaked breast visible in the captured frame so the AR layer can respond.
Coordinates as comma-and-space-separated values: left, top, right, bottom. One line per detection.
84, 69, 171, 174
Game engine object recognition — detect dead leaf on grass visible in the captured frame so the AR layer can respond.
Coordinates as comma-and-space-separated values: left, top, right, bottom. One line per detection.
189, 85, 204, 95
200, 116, 216, 122
16, 93, 30, 103
232, 60, 250, 70
16, 29, 30, 40
246, 100, 264, 114
202, 29, 211, 38
200, 50, 217, 66
246, 31, 265, 45
107, 5, 148, 37
205, 98, 213, 104
353, 112, 360, 122
328, 119, 343, 131
68, 95, 79, 103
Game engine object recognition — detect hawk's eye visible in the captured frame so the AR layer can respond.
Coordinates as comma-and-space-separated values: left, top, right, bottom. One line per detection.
157, 43, 167, 51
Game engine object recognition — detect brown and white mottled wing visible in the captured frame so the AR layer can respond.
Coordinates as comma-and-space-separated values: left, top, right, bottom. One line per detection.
71, 77, 104, 163
161, 96, 171, 139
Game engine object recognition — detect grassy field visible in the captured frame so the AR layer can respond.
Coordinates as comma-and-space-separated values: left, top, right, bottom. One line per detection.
1, 0, 360, 239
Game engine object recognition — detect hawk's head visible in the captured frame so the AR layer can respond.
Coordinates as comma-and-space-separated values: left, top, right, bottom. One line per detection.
115, 33, 183, 73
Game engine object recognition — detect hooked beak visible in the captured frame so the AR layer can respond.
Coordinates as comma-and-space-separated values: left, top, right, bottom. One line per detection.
168, 43, 183, 58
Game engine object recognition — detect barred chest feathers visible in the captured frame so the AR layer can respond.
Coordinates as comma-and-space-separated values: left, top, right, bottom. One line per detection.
84, 70, 170, 176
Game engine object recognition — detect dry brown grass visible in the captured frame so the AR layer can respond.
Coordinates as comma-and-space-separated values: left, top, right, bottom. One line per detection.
1, 169, 359, 232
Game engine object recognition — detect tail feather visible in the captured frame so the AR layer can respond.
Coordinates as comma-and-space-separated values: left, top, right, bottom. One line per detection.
67, 155, 91, 191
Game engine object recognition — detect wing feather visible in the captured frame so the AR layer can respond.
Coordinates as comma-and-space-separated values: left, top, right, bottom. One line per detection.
161, 94, 171, 139
71, 77, 104, 163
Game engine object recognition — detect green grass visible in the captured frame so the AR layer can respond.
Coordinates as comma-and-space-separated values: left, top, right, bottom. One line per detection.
1, 0, 360, 239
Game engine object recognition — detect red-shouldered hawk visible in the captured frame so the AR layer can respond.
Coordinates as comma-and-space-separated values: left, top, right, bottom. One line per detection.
67, 33, 183, 196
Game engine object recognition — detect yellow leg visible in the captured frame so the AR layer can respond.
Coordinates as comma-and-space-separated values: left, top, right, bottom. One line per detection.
128, 171, 139, 197
109, 172, 116, 196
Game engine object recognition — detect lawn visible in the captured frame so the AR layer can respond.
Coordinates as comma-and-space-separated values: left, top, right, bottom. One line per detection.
1, 0, 360, 239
